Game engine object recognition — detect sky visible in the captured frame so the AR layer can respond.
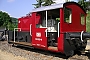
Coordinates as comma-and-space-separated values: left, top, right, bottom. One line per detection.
0, 0, 85, 18
0, 0, 36, 18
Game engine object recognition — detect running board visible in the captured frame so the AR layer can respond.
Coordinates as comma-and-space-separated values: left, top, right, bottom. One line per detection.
9, 41, 32, 46
48, 46, 58, 52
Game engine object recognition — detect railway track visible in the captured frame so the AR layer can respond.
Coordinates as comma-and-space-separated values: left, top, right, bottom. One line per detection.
0, 41, 90, 60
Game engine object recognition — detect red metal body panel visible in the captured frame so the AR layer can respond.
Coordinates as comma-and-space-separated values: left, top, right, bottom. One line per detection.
18, 18, 22, 31
32, 28, 47, 49
31, 13, 47, 50
58, 34, 64, 53
57, 9, 64, 53
60, 3, 86, 32
18, 16, 32, 31
18, 14, 41, 31
58, 3, 86, 53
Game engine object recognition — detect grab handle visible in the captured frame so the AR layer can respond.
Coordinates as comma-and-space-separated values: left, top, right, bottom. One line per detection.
14, 28, 21, 42
58, 22, 60, 37
30, 24, 32, 36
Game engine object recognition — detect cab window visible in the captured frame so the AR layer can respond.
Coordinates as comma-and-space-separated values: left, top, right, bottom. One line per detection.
64, 7, 72, 23
81, 14, 85, 25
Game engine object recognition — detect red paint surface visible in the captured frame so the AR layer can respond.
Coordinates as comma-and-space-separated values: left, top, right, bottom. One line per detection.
58, 3, 86, 53
57, 9, 64, 53
61, 3, 86, 32
32, 28, 47, 49
31, 13, 47, 50
18, 16, 32, 31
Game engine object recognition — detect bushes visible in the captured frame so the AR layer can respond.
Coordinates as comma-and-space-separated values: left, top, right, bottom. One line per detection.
8, 22, 17, 31
86, 11, 90, 32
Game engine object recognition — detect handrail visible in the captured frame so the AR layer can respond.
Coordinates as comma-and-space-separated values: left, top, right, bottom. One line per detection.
58, 22, 60, 37
81, 31, 84, 42
45, 10, 48, 37
14, 28, 21, 42
46, 29, 47, 37
30, 24, 32, 36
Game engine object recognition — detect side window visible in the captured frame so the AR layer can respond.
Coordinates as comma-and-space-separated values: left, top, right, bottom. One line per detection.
64, 7, 72, 23
36, 13, 41, 28
81, 14, 85, 25
56, 18, 60, 21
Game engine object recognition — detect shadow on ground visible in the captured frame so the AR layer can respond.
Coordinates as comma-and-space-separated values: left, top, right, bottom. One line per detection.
15, 45, 69, 59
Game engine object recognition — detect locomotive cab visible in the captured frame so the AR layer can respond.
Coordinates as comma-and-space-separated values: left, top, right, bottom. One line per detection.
35, 9, 60, 47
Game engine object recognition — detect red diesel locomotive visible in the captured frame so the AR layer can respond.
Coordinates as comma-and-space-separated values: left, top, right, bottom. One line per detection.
8, 2, 90, 56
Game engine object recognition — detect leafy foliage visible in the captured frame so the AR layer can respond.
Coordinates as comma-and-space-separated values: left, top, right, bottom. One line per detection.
33, 0, 44, 8
0, 11, 18, 31
8, 22, 17, 31
42, 0, 55, 6
78, 0, 90, 11
86, 11, 90, 32
85, 2, 90, 10
33, 0, 55, 8
78, 0, 85, 10
11, 17, 18, 24
0, 11, 12, 28
8, 17, 18, 31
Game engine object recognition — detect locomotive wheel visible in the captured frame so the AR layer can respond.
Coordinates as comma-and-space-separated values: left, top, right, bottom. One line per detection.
69, 50, 74, 56
75, 39, 87, 55
12, 44, 15, 47
79, 39, 87, 52
65, 50, 74, 57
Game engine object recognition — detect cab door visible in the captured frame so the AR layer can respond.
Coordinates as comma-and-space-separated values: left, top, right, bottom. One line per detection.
32, 28, 47, 50
31, 13, 47, 50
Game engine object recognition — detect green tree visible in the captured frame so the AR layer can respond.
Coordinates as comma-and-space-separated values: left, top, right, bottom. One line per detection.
78, 0, 87, 11
0, 11, 11, 28
42, 0, 55, 6
33, 0, 55, 8
8, 17, 18, 30
33, 0, 44, 8
85, 2, 90, 10
11, 17, 18, 25
86, 11, 90, 32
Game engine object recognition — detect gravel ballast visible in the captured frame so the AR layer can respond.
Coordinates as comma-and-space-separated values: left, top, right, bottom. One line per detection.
0, 41, 90, 60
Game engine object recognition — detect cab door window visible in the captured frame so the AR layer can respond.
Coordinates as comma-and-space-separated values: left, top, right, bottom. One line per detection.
64, 7, 72, 23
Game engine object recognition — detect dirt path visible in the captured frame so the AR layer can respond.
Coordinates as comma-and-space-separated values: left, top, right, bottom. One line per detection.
0, 50, 27, 60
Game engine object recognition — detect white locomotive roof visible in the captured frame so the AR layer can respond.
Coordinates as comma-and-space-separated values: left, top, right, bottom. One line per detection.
31, 3, 64, 12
